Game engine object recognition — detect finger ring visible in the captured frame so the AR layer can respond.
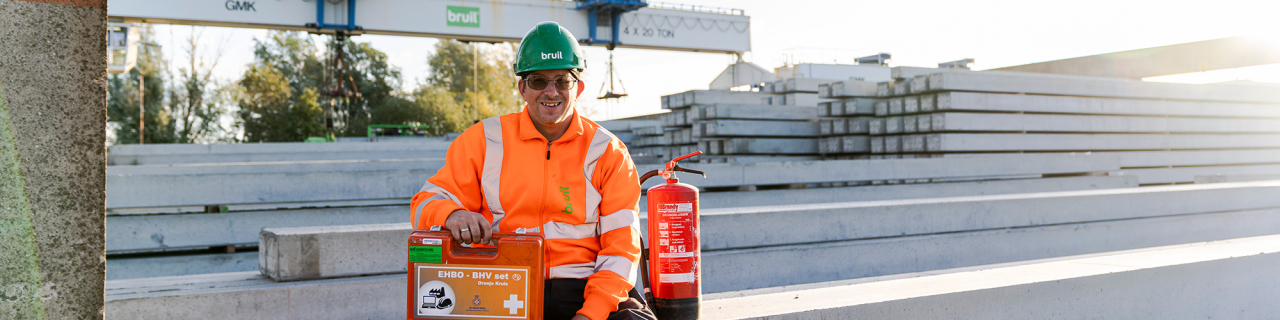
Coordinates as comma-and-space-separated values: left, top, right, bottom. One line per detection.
460, 228, 470, 232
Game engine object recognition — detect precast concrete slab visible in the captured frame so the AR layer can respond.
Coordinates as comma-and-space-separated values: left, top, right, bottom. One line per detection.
928, 111, 1280, 133
702, 104, 816, 120
1113, 163, 1280, 184
108, 252, 258, 280
704, 233, 1280, 319
890, 66, 945, 80
925, 71, 1280, 103
644, 175, 1134, 213
595, 119, 660, 133
640, 154, 1120, 189
824, 80, 879, 98
107, 167, 439, 209
663, 90, 769, 109
837, 98, 878, 116
107, 158, 446, 176
841, 135, 871, 153
702, 119, 819, 137
119, 209, 1280, 316
105, 272, 405, 319
938, 91, 1280, 118
108, 140, 453, 165
1013, 149, 1280, 168
109, 176, 1137, 255
769, 93, 829, 107
192, 178, 1139, 282
107, 205, 407, 253
779, 77, 832, 93
718, 138, 819, 155
694, 180, 1280, 251
924, 133, 1280, 152
1195, 175, 1280, 184
260, 223, 411, 281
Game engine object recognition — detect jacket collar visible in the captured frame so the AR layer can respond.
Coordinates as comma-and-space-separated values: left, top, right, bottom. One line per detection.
518, 104, 585, 143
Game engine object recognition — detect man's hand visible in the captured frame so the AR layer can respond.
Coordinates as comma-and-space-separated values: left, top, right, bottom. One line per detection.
444, 210, 493, 245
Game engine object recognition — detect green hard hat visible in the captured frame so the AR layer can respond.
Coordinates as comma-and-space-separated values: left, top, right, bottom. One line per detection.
513, 21, 585, 75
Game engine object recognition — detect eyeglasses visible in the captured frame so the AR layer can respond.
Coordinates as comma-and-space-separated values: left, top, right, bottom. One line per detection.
524, 75, 577, 91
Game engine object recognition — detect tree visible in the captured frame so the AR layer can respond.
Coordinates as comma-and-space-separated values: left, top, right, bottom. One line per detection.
335, 40, 412, 137
106, 25, 174, 145
169, 27, 232, 143
240, 31, 410, 139
425, 41, 522, 118
237, 64, 325, 142
405, 40, 523, 135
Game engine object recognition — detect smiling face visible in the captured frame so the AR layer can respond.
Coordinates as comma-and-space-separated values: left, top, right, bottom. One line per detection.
519, 68, 584, 141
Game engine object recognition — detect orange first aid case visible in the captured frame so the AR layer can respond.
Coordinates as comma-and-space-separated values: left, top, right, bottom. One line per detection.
407, 230, 545, 320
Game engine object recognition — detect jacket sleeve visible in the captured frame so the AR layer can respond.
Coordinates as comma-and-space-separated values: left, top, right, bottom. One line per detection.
579, 138, 643, 320
411, 124, 488, 230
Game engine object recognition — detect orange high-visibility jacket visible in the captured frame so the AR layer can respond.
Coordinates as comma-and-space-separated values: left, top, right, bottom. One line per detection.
411, 107, 642, 320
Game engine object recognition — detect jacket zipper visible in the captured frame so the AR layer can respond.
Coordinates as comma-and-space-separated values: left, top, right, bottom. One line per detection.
540, 140, 551, 277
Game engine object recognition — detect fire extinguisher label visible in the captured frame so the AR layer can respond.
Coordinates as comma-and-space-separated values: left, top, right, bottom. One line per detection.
654, 201, 699, 285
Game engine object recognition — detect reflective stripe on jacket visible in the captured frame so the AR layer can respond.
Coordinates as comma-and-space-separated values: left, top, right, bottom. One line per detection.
411, 107, 642, 320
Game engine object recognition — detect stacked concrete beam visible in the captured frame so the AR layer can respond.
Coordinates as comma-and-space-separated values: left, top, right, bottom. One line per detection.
596, 119, 661, 164
624, 124, 666, 159
661, 89, 815, 161
817, 79, 882, 158
105, 182, 1280, 315
661, 90, 768, 159
856, 68, 1280, 183
105, 154, 1118, 261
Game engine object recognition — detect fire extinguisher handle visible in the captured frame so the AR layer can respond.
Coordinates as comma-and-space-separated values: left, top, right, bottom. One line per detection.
639, 169, 662, 185
673, 165, 705, 178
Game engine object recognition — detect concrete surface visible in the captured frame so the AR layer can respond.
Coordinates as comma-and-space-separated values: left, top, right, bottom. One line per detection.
714, 138, 818, 155
821, 80, 878, 98
105, 176, 1134, 257
928, 111, 1280, 133
229, 181, 1273, 286
105, 272, 404, 319
694, 180, 1280, 251
1195, 175, 1280, 184
639, 154, 1119, 189
106, 166, 439, 209
700, 104, 816, 121
1114, 163, 1280, 184
701, 207, 1280, 293
926, 70, 1280, 103
106, 158, 446, 176
0, 0, 107, 318
924, 133, 1280, 152
102, 211, 1280, 317
938, 91, 1280, 118
260, 223, 410, 281
107, 205, 406, 253
705, 233, 1280, 319
108, 139, 452, 165
1050, 149, 1280, 168
663, 90, 769, 109
108, 252, 258, 280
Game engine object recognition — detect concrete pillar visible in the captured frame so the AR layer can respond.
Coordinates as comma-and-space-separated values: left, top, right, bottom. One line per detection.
0, 0, 107, 319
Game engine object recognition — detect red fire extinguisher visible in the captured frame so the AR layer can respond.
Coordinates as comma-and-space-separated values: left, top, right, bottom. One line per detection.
638, 151, 705, 320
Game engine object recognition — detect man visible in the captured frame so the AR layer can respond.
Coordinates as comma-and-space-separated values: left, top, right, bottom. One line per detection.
410, 22, 655, 320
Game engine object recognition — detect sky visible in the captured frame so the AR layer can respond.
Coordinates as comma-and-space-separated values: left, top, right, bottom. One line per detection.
144, 0, 1280, 123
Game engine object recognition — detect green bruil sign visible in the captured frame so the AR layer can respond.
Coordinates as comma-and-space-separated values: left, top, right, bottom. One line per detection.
446, 6, 480, 28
